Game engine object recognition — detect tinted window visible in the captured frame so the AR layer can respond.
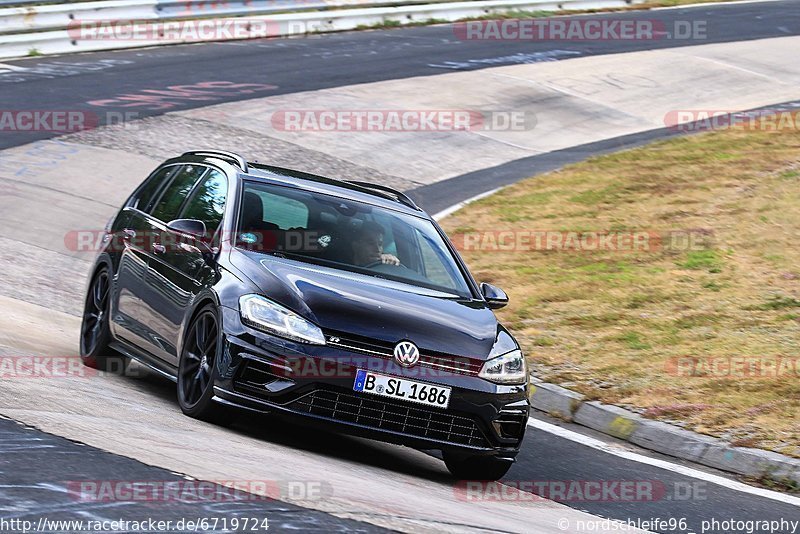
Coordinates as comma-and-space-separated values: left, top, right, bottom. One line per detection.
150, 165, 208, 222
237, 181, 472, 297
371, 211, 398, 257
257, 190, 309, 229
180, 170, 227, 232
130, 166, 178, 212
416, 228, 459, 288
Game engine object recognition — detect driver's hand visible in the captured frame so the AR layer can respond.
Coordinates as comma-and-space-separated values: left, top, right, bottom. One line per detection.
380, 253, 401, 266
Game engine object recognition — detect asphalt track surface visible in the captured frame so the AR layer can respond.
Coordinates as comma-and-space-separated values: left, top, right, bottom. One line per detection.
2, 0, 799, 155
2, 1, 800, 532
0, 417, 386, 532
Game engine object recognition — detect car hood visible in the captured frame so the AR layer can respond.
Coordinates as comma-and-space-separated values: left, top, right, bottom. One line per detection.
230, 249, 512, 360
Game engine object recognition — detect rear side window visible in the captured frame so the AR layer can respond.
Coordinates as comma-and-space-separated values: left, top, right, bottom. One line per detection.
180, 170, 228, 232
130, 166, 178, 212
149, 165, 208, 222
259, 191, 309, 229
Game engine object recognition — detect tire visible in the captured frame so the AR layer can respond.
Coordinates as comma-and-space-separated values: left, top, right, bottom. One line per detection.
443, 452, 513, 481
80, 267, 127, 373
177, 304, 227, 423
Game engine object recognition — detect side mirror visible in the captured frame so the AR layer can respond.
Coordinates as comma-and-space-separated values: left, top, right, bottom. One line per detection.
481, 282, 508, 309
167, 218, 207, 238
167, 219, 217, 265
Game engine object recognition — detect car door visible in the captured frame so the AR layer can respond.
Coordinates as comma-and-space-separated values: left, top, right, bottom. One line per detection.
118, 164, 210, 361
143, 167, 228, 367
111, 164, 181, 350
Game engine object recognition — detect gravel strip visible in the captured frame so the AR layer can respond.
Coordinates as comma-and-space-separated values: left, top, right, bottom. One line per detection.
65, 115, 420, 191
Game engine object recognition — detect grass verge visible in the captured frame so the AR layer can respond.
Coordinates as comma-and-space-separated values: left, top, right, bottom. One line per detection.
440, 126, 800, 457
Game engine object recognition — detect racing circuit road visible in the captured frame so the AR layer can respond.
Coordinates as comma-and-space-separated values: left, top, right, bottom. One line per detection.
2, 1, 800, 532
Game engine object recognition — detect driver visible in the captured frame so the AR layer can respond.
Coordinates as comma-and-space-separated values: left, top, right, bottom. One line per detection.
351, 221, 401, 266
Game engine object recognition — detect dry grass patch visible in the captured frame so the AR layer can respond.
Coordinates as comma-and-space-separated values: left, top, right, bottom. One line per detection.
441, 127, 800, 456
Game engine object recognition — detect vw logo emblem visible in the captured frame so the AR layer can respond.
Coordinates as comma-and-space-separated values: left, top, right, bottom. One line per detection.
394, 341, 420, 368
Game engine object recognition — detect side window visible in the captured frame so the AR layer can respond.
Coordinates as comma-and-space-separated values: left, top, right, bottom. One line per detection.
368, 213, 397, 256
149, 165, 208, 222
415, 228, 459, 289
260, 191, 309, 229
129, 166, 178, 212
180, 170, 227, 232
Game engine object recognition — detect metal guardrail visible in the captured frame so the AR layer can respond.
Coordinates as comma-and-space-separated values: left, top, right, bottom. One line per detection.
0, 0, 642, 59
154, 0, 447, 18
0, 0, 439, 6
0, 0, 90, 6
0, 0, 463, 35
0, 0, 159, 36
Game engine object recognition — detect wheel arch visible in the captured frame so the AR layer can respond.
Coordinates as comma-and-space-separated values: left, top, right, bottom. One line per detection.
85, 254, 114, 291
177, 290, 222, 359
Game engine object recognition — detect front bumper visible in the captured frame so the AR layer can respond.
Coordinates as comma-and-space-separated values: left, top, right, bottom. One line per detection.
215, 307, 530, 457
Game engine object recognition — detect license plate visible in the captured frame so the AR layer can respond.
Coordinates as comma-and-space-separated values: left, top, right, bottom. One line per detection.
353, 370, 451, 409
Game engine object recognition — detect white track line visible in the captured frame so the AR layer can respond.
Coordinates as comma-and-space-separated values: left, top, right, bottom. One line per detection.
527, 418, 800, 507
432, 187, 503, 220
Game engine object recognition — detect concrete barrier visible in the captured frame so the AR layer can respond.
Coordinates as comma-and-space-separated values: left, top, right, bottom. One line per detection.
529, 376, 800, 484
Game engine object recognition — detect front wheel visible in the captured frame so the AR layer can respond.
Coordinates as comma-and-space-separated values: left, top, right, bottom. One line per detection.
80, 267, 126, 373
443, 452, 513, 481
177, 305, 226, 423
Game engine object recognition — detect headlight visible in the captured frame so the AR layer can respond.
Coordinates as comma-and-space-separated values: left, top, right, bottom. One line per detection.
239, 294, 326, 345
479, 349, 527, 384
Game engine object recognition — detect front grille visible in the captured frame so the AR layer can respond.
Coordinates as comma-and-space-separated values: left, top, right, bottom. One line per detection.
290, 388, 489, 448
324, 331, 484, 376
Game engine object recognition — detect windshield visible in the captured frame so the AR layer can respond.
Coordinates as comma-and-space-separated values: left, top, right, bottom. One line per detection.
235, 180, 473, 298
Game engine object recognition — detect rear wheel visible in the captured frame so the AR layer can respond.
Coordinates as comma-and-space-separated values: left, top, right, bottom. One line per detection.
443, 452, 513, 481
80, 267, 126, 373
177, 305, 226, 422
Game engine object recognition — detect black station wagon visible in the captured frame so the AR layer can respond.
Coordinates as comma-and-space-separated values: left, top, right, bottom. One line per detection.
80, 149, 530, 480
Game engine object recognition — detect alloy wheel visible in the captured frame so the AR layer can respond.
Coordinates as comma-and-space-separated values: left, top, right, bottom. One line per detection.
81, 270, 110, 355
179, 310, 218, 407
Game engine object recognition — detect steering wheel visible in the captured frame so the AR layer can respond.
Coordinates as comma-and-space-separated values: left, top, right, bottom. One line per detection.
364, 260, 386, 268
365, 258, 408, 269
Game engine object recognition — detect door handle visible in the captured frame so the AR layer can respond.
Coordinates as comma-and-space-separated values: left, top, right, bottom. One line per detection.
153, 244, 166, 254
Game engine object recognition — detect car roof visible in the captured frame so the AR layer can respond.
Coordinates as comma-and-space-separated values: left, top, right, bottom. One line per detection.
242, 163, 425, 217
172, 150, 426, 218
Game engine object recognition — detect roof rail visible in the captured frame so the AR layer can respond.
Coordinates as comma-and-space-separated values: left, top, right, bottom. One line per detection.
345, 181, 420, 210
182, 149, 249, 173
